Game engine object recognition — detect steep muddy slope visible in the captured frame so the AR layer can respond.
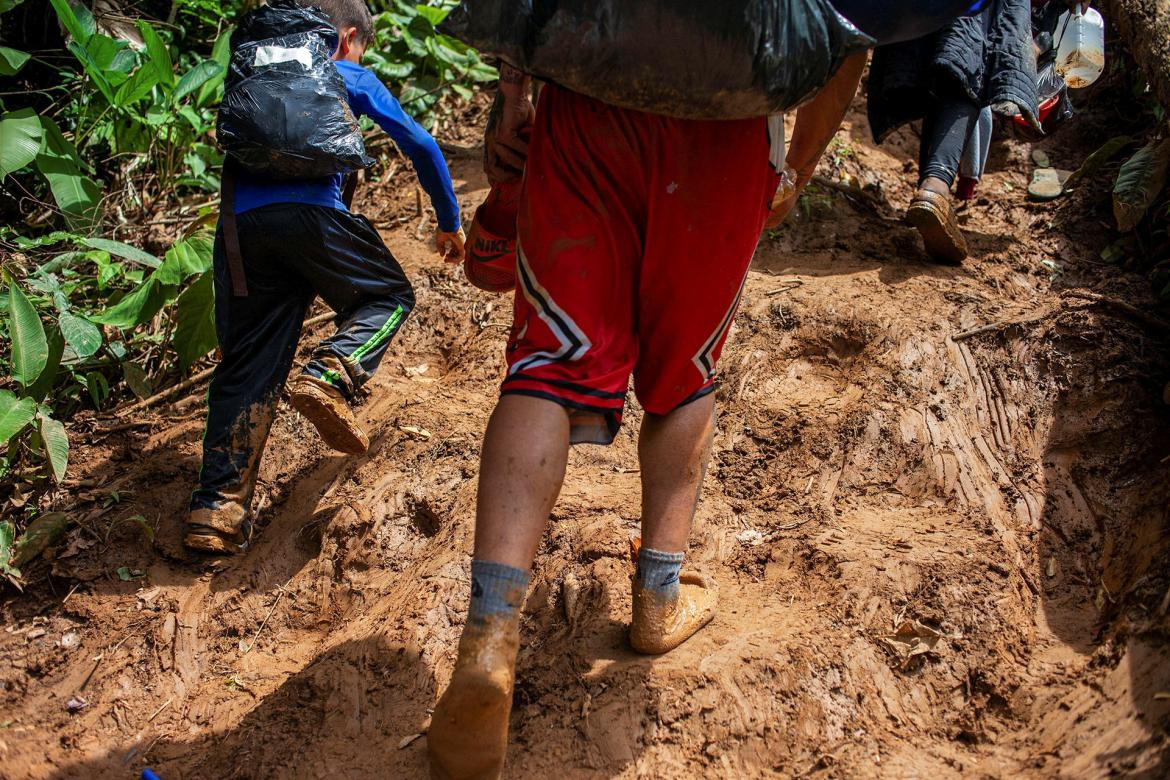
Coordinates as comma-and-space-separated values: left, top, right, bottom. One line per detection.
2, 96, 1168, 779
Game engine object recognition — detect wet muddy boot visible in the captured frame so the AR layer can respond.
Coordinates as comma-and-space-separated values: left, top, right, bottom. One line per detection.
630, 571, 718, 654
629, 548, 717, 655
288, 373, 369, 455
428, 616, 520, 780
906, 188, 968, 266
429, 561, 529, 780
185, 501, 252, 555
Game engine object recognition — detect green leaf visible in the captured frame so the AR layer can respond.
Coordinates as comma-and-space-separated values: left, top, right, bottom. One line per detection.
114, 64, 161, 106
38, 116, 91, 174
91, 277, 172, 328
7, 281, 48, 388
155, 234, 212, 285
79, 238, 160, 268
1066, 136, 1133, 189
1114, 139, 1170, 232
12, 512, 68, 567
0, 108, 44, 178
47, 0, 91, 45
0, 46, 30, 76
35, 153, 101, 227
25, 325, 63, 402
10, 230, 75, 249
0, 520, 19, 582
66, 40, 115, 105
174, 60, 223, 104
58, 311, 102, 358
137, 19, 174, 89
0, 390, 36, 444
174, 271, 217, 370
38, 413, 68, 482
84, 371, 109, 409
122, 361, 152, 399
414, 4, 448, 25
197, 29, 233, 106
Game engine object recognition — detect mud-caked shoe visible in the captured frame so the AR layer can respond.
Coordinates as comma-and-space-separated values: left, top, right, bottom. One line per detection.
630, 571, 718, 655
288, 373, 369, 454
906, 188, 968, 266
185, 503, 252, 555
428, 616, 520, 780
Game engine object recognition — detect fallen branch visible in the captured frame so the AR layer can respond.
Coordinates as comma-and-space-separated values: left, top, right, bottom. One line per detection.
241, 586, 286, 655
952, 312, 1054, 342
1060, 290, 1170, 334
952, 290, 1169, 342
116, 365, 216, 417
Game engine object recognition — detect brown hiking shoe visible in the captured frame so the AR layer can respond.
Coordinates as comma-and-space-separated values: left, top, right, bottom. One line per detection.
289, 373, 369, 454
906, 188, 968, 266
185, 503, 252, 555
428, 616, 520, 780
630, 571, 718, 655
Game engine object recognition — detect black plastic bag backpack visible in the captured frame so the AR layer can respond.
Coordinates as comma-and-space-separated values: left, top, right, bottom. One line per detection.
217, 0, 373, 179
440, 0, 873, 120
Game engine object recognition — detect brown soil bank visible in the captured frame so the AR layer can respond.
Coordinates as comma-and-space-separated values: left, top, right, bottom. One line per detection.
2, 96, 1168, 778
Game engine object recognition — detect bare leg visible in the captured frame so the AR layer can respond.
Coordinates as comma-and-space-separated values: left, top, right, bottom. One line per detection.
639, 394, 715, 551
630, 394, 719, 654
472, 395, 571, 568
428, 395, 570, 780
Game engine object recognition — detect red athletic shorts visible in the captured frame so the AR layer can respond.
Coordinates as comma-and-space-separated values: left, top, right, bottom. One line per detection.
503, 84, 782, 444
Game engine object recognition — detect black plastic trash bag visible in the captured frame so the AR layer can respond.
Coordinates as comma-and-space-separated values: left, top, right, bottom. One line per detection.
217, 0, 373, 179
440, 0, 873, 119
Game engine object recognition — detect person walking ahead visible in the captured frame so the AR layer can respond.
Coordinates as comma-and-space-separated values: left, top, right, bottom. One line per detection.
186, 0, 464, 555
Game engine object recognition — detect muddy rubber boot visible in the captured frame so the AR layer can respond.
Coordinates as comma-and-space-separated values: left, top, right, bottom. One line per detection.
428, 615, 520, 780
906, 189, 968, 266
288, 373, 369, 455
185, 503, 252, 555
630, 571, 718, 655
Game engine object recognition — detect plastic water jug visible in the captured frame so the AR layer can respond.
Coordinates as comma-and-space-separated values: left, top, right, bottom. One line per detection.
1055, 5, 1105, 89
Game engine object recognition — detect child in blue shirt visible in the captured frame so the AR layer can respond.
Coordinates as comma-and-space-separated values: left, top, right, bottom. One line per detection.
187, 0, 463, 555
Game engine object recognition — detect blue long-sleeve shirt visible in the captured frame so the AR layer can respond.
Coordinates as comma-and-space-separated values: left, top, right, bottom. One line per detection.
233, 59, 461, 232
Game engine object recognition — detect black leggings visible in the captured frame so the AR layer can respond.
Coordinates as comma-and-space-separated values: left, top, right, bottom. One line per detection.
830, 0, 987, 45
919, 96, 983, 186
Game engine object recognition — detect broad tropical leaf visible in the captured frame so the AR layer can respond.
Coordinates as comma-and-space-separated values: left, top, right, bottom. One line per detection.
137, 19, 174, 88
0, 519, 18, 581
80, 238, 160, 268
0, 108, 44, 178
1114, 139, 1170, 232
12, 512, 69, 567
36, 154, 101, 227
113, 64, 161, 106
91, 277, 172, 328
0, 46, 30, 75
25, 325, 63, 402
7, 281, 48, 387
155, 234, 213, 285
58, 311, 102, 358
38, 413, 68, 482
174, 60, 223, 104
174, 271, 217, 370
38, 115, 92, 174
47, 0, 91, 45
0, 390, 36, 444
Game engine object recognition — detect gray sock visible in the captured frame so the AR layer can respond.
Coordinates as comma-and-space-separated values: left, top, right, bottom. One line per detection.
636, 547, 684, 597
468, 559, 530, 624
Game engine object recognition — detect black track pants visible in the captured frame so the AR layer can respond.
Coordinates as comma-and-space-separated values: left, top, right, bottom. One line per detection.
191, 203, 414, 515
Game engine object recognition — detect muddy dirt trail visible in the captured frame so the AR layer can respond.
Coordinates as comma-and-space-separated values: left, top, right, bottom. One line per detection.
3, 93, 1169, 779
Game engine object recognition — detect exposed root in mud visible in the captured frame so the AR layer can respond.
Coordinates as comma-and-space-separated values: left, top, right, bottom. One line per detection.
2, 97, 1169, 779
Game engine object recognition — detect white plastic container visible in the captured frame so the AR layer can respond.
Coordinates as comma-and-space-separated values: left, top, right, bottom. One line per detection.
1055, 5, 1105, 89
